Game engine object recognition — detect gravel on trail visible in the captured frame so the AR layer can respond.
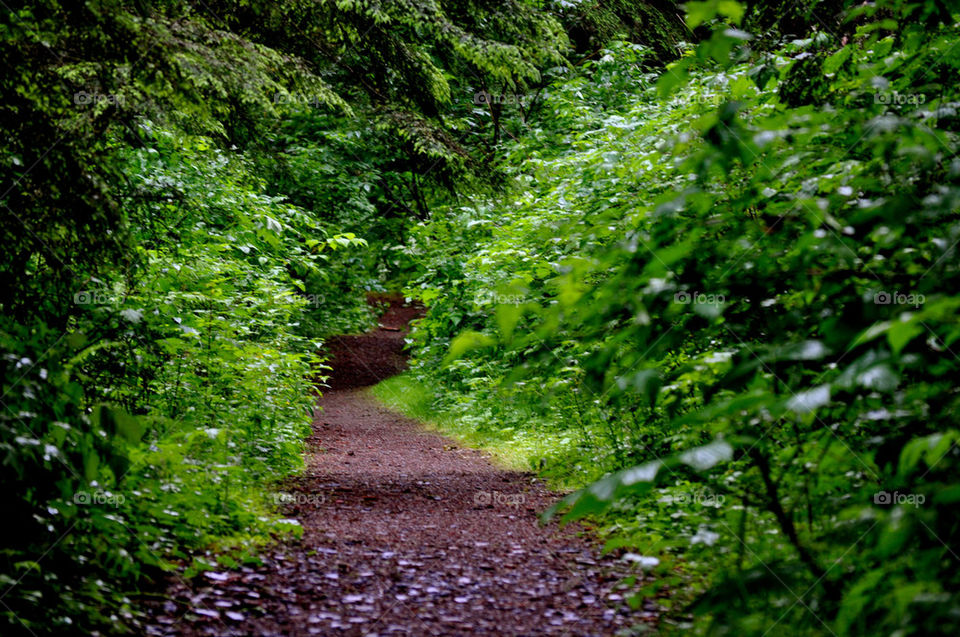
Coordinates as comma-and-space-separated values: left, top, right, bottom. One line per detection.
142, 296, 660, 636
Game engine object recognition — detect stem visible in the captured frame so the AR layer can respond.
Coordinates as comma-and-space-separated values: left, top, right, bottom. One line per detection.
750, 447, 837, 598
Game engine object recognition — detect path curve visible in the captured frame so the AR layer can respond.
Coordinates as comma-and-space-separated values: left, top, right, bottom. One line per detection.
144, 296, 658, 636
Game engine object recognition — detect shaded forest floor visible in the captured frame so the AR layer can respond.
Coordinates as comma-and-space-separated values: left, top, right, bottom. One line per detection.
143, 296, 659, 636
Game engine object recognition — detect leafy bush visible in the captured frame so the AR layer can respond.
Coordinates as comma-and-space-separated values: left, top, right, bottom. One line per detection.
0, 122, 341, 633
401, 2, 960, 634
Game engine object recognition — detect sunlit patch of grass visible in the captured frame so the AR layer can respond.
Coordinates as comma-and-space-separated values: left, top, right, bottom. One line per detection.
369, 374, 581, 485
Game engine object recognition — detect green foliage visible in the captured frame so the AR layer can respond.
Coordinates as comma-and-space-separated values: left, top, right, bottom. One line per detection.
0, 121, 330, 633
402, 2, 960, 635
8, 0, 958, 633
1, 0, 585, 633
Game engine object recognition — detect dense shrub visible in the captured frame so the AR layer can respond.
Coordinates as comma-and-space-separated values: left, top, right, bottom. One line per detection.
401, 2, 960, 634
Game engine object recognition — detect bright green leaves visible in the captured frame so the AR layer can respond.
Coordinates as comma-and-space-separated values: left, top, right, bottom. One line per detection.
325, 232, 368, 250
443, 331, 497, 365
685, 0, 746, 29
0, 107, 364, 631
656, 21, 752, 96
495, 302, 524, 343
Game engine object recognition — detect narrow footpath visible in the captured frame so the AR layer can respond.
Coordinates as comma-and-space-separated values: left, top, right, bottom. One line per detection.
145, 297, 659, 636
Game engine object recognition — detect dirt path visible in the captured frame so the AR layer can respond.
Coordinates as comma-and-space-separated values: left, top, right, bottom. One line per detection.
144, 297, 657, 636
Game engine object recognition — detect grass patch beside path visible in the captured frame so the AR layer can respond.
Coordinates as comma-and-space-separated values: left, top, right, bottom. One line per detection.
369, 374, 581, 486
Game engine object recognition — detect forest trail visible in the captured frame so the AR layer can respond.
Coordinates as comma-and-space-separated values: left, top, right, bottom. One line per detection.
144, 297, 658, 636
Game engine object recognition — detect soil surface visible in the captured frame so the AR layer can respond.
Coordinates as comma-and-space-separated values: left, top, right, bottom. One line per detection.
143, 296, 658, 636
323, 294, 422, 390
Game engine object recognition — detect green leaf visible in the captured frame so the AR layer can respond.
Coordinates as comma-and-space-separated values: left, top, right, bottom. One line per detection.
887, 316, 924, 355
443, 331, 496, 365
495, 303, 523, 342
